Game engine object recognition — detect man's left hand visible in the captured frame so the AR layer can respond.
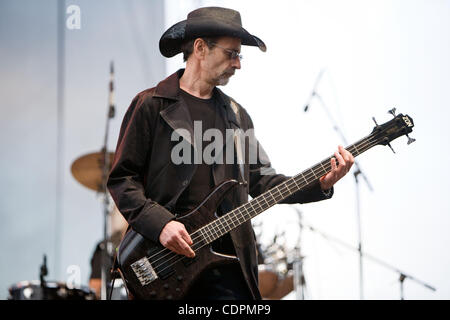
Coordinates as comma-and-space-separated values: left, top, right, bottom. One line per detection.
319, 145, 355, 190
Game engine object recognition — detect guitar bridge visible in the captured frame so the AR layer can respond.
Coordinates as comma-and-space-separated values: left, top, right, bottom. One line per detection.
130, 257, 158, 286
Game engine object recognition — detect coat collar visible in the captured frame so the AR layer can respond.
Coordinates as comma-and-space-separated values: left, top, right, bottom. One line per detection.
153, 69, 184, 100
157, 69, 241, 147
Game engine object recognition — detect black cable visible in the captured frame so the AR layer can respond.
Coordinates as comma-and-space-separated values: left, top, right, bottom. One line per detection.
107, 252, 119, 300
107, 277, 116, 300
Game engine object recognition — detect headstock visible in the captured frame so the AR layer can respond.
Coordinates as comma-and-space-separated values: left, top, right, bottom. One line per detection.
371, 108, 415, 153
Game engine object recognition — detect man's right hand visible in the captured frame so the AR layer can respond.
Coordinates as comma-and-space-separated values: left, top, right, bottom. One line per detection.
159, 220, 195, 258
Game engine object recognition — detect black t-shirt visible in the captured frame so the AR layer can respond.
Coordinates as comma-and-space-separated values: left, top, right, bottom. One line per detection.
176, 89, 236, 256
176, 89, 217, 213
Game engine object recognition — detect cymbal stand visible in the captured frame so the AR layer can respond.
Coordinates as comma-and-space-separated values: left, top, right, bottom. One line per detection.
399, 273, 406, 300
292, 208, 308, 299
100, 61, 116, 300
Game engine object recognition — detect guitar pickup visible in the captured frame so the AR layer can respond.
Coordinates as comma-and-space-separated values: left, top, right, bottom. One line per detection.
153, 258, 175, 280
182, 255, 198, 267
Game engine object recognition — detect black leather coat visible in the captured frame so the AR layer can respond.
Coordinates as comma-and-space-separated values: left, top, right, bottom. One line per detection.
107, 69, 332, 299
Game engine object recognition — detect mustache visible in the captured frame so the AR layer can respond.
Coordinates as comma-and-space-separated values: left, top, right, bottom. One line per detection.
221, 69, 236, 77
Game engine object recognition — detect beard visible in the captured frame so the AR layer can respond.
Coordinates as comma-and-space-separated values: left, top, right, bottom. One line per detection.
214, 69, 235, 86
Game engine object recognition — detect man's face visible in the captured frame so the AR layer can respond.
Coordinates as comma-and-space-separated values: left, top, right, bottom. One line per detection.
202, 37, 242, 86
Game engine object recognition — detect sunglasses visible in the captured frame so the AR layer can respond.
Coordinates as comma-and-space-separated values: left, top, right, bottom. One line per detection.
208, 42, 243, 61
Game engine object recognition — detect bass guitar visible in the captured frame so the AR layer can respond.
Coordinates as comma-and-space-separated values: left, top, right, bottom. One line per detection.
116, 109, 415, 299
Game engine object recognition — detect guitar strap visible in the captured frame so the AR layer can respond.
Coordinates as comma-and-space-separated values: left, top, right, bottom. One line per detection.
229, 99, 247, 185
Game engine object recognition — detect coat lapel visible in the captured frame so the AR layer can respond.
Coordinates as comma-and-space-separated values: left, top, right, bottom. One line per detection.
211, 88, 242, 186
215, 87, 240, 129
155, 69, 197, 148
159, 99, 195, 147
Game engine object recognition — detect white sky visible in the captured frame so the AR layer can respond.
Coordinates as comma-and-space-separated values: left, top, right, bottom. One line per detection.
165, 0, 450, 299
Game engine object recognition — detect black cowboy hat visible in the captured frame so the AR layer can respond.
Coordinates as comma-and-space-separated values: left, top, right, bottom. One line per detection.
159, 7, 266, 58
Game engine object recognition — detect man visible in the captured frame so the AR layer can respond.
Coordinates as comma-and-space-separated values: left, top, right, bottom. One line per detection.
89, 205, 127, 299
107, 7, 354, 300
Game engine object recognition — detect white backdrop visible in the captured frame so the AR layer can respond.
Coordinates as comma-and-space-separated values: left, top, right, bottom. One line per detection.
165, 0, 450, 299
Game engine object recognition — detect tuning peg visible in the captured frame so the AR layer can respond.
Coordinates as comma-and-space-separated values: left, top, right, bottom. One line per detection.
406, 134, 416, 145
388, 108, 397, 117
387, 142, 396, 154
372, 117, 379, 127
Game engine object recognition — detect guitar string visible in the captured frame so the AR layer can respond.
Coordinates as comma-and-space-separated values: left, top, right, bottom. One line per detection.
145, 135, 382, 274
143, 134, 380, 272
145, 135, 380, 273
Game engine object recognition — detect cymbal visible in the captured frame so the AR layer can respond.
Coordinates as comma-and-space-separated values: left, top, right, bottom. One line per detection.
71, 151, 115, 192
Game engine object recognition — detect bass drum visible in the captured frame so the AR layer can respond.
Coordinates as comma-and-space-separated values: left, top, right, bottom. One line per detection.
8, 281, 96, 300
258, 265, 294, 300
258, 264, 279, 297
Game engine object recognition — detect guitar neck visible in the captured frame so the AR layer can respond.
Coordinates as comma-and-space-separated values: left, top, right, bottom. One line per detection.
194, 132, 378, 245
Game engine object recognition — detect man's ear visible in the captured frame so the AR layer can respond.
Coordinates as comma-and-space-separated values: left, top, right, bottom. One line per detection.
193, 38, 207, 60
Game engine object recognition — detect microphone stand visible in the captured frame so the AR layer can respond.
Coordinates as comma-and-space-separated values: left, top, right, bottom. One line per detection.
100, 61, 115, 300
39, 254, 48, 299
292, 208, 307, 300
295, 216, 436, 299
304, 73, 373, 299
303, 69, 325, 112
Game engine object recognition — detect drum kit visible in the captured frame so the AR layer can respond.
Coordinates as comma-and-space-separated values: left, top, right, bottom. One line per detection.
257, 231, 299, 300
8, 281, 96, 300
70, 149, 129, 300
8, 254, 97, 300
7, 149, 130, 300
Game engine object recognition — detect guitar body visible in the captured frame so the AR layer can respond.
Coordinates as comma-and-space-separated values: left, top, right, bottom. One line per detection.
117, 179, 240, 300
